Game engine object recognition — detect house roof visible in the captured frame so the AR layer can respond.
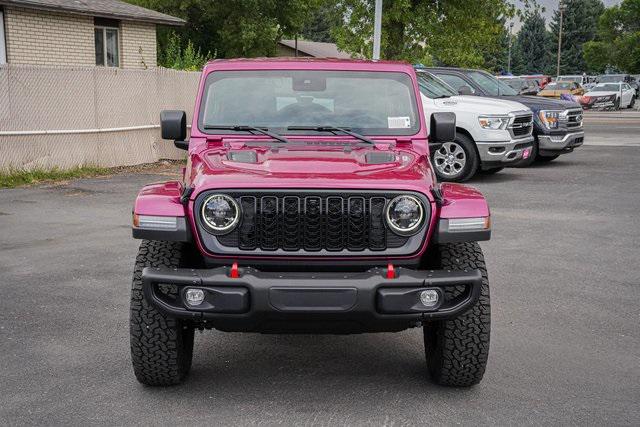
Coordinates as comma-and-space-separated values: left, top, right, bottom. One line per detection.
0, 0, 185, 26
278, 39, 351, 59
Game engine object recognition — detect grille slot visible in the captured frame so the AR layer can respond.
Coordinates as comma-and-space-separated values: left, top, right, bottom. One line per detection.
566, 110, 583, 128
210, 193, 416, 253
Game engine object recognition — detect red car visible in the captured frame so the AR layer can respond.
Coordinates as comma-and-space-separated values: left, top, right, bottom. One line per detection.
130, 59, 492, 387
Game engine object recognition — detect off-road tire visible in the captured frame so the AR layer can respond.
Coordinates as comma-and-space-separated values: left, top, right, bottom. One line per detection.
423, 242, 490, 387
536, 154, 559, 163
130, 240, 195, 386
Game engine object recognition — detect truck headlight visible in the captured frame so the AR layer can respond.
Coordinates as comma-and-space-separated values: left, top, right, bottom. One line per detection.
201, 194, 240, 234
478, 115, 510, 130
385, 195, 424, 235
538, 110, 560, 129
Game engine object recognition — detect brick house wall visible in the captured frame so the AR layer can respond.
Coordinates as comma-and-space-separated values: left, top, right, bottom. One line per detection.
3, 6, 158, 68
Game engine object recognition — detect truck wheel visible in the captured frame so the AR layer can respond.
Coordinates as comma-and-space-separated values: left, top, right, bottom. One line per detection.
423, 242, 490, 387
431, 134, 479, 182
130, 240, 195, 386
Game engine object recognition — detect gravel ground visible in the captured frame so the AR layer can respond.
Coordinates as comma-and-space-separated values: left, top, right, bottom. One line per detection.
1, 144, 639, 426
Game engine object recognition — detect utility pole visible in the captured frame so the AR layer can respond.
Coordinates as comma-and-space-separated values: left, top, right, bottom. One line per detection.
507, 22, 514, 74
556, 1, 566, 77
372, 0, 382, 60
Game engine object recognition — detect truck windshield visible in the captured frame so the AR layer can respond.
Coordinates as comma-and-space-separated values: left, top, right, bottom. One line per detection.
592, 84, 620, 92
198, 70, 420, 136
416, 72, 457, 98
466, 71, 518, 96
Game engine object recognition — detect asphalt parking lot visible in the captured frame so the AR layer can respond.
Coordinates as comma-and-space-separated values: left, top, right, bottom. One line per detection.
1, 112, 639, 425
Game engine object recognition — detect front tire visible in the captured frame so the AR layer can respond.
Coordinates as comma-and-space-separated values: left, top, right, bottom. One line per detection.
431, 134, 479, 182
130, 240, 195, 386
423, 242, 490, 387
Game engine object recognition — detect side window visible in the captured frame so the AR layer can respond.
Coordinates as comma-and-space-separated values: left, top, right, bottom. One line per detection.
0, 8, 6, 64
94, 18, 120, 67
436, 74, 475, 94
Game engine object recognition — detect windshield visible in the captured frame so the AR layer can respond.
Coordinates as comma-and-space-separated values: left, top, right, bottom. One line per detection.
416, 72, 457, 98
598, 75, 624, 83
545, 82, 572, 90
467, 71, 518, 96
198, 70, 420, 136
504, 79, 525, 91
592, 83, 620, 92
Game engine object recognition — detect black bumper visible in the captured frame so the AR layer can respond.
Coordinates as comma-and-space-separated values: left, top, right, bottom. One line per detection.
141, 266, 483, 333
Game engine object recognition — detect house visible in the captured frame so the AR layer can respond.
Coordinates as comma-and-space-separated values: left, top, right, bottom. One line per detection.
0, 0, 184, 68
277, 39, 352, 59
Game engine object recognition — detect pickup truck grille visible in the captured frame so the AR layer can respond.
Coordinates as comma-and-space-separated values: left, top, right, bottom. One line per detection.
201, 192, 425, 254
509, 113, 533, 138
565, 109, 583, 128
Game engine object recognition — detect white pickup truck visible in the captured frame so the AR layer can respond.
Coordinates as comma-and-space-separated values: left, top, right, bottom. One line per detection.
417, 69, 535, 181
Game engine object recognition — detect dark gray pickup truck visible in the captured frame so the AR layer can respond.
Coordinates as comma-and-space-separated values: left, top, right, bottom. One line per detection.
429, 67, 584, 164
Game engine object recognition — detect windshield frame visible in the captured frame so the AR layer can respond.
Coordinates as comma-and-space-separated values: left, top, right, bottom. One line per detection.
196, 69, 422, 137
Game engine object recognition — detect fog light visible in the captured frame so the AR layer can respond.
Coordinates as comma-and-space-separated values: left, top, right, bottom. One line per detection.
419, 290, 439, 307
185, 288, 205, 306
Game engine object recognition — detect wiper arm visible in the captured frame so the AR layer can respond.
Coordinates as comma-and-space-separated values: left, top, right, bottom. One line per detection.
203, 125, 290, 144
287, 126, 375, 145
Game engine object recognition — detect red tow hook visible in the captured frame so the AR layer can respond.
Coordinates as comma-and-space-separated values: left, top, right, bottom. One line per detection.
230, 262, 240, 278
386, 263, 396, 279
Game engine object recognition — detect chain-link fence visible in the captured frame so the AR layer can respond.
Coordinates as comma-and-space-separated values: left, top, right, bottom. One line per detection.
0, 64, 200, 171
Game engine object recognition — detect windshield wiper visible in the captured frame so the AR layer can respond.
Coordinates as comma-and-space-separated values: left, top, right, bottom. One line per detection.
203, 125, 290, 144
287, 126, 375, 145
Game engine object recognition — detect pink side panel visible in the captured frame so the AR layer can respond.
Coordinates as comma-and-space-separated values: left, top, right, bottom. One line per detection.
134, 181, 186, 217
439, 183, 490, 218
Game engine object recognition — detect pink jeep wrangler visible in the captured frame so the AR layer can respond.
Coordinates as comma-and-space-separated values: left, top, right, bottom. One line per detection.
130, 59, 491, 387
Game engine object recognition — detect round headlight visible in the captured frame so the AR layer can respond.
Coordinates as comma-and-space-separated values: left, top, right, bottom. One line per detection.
385, 195, 424, 235
201, 194, 240, 234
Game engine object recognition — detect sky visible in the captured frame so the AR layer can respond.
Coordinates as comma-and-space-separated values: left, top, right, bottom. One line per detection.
511, 0, 622, 30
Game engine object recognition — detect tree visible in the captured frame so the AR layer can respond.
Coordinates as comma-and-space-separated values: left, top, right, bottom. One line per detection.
160, 32, 208, 70
301, 2, 339, 42
549, 0, 605, 74
125, 0, 322, 60
584, 0, 640, 73
512, 10, 551, 74
332, 0, 514, 68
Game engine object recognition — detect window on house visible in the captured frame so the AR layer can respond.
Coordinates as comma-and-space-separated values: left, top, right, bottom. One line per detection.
0, 8, 7, 65
94, 18, 119, 67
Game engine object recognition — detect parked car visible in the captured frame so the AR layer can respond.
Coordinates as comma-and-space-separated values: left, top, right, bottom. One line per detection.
498, 77, 540, 95
538, 81, 585, 99
557, 75, 587, 86
418, 69, 533, 181
428, 67, 584, 164
522, 74, 552, 89
582, 82, 636, 109
598, 74, 639, 96
130, 58, 494, 388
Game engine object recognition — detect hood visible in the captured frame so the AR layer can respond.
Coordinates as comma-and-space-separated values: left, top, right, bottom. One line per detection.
429, 95, 530, 114
584, 91, 618, 97
491, 94, 580, 111
187, 142, 435, 196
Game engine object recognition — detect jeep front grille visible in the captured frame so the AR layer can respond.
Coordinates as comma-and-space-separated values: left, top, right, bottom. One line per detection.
195, 191, 429, 256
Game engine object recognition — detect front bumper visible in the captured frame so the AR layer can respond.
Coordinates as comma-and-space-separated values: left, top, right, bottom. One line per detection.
537, 130, 585, 156
142, 266, 483, 333
476, 136, 534, 167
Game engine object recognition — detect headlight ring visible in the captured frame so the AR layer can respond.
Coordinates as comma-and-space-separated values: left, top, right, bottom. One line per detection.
385, 195, 425, 236
200, 194, 241, 235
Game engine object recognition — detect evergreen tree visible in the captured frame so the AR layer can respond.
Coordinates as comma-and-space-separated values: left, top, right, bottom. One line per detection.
301, 2, 338, 42
549, 0, 605, 74
514, 11, 550, 74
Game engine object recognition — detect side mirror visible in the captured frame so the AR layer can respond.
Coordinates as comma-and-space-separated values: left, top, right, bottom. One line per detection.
458, 85, 473, 96
430, 112, 456, 147
160, 110, 188, 150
